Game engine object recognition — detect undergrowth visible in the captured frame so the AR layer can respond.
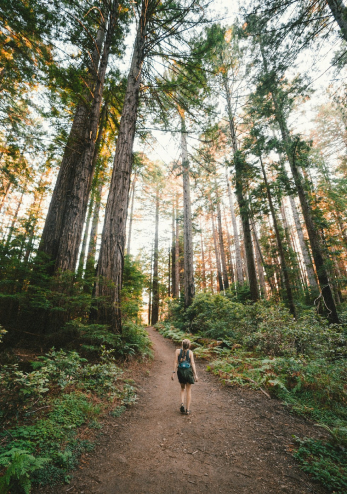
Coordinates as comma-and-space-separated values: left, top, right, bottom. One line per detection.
0, 326, 152, 493
158, 293, 347, 493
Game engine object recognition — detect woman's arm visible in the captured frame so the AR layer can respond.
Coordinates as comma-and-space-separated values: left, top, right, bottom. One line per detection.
190, 351, 198, 382
171, 349, 179, 380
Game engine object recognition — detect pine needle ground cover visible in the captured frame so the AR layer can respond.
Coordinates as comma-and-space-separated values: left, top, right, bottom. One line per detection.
157, 294, 347, 493
0, 329, 152, 494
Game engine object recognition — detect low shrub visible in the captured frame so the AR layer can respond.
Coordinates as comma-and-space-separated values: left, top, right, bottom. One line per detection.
293, 437, 347, 493
0, 345, 140, 491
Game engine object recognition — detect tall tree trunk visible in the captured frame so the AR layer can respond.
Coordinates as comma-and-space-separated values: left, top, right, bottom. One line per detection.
252, 217, 276, 295
127, 174, 137, 256
171, 205, 177, 297
181, 115, 195, 308
148, 248, 153, 326
223, 209, 235, 284
96, 10, 148, 331
175, 204, 181, 298
0, 181, 11, 213
5, 191, 23, 248
85, 108, 108, 273
216, 191, 229, 290
78, 190, 95, 273
200, 217, 207, 290
151, 190, 160, 325
208, 241, 215, 293
223, 74, 259, 300
168, 247, 171, 297
23, 195, 44, 264
289, 221, 309, 293
289, 196, 318, 290
251, 223, 267, 298
259, 153, 296, 317
212, 213, 223, 292
86, 182, 103, 272
225, 167, 243, 284
39, 4, 118, 273
235, 156, 259, 300
327, 0, 347, 42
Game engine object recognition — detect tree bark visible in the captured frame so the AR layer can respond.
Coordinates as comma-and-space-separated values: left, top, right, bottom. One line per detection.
38, 23, 106, 272
251, 223, 267, 298
181, 115, 195, 308
175, 200, 180, 298
208, 242, 214, 293
23, 190, 45, 264
216, 194, 229, 290
251, 216, 276, 295
78, 190, 94, 273
151, 190, 159, 325
327, 0, 347, 43
0, 181, 11, 213
86, 182, 102, 271
235, 156, 259, 301
127, 174, 137, 256
96, 13, 147, 331
85, 107, 108, 273
223, 209, 235, 284
171, 205, 177, 297
289, 195, 318, 289
212, 213, 223, 292
148, 248, 153, 326
168, 247, 171, 297
39, 4, 118, 273
225, 165, 243, 284
200, 217, 207, 290
5, 191, 23, 249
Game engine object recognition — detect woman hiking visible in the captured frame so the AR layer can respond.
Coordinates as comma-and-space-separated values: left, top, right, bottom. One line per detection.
171, 339, 198, 415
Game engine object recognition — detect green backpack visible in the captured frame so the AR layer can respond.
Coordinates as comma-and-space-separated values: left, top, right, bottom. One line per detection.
178, 349, 191, 369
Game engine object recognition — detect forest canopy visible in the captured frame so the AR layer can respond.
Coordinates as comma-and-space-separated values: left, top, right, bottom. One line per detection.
0, 0, 346, 332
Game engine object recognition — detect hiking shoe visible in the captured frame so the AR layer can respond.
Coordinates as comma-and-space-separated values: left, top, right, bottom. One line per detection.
185, 409, 191, 415
180, 404, 185, 413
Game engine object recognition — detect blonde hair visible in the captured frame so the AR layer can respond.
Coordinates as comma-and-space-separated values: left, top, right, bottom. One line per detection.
182, 339, 190, 350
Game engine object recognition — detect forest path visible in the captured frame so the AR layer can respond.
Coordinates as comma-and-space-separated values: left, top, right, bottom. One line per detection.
44, 327, 327, 494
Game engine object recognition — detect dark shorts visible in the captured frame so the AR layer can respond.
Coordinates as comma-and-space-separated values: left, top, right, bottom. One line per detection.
177, 367, 195, 385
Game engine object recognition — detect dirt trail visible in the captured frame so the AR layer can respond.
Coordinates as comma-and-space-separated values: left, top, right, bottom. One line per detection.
41, 327, 327, 494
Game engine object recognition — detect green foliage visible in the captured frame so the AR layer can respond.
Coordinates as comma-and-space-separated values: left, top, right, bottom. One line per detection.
0, 252, 147, 338
185, 292, 247, 337
293, 437, 347, 493
0, 344, 143, 489
121, 256, 146, 323
164, 293, 347, 492
0, 448, 49, 494
62, 320, 152, 358
110, 405, 126, 417
0, 393, 97, 489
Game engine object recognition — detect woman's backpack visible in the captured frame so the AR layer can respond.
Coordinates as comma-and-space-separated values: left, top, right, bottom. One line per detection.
178, 349, 191, 369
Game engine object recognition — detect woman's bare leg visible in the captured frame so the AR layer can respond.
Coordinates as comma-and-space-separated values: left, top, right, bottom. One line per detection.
186, 384, 192, 411
180, 384, 185, 406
